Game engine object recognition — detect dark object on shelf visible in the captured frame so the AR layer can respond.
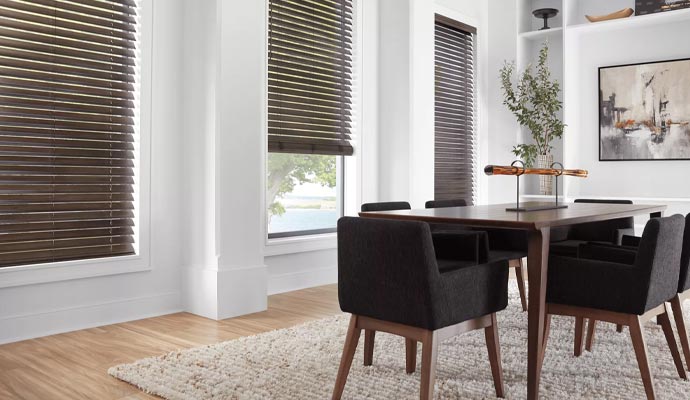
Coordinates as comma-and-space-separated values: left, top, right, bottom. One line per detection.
636, 0, 690, 16
533, 8, 559, 30
586, 8, 634, 22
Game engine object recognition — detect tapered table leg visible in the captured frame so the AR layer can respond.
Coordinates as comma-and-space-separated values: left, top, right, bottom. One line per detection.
526, 227, 550, 400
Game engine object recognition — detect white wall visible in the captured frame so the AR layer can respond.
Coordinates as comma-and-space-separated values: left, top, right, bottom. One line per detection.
0, 0, 184, 344
565, 21, 690, 203
485, 0, 519, 204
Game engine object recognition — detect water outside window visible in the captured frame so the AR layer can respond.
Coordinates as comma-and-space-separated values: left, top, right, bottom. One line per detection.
267, 153, 342, 237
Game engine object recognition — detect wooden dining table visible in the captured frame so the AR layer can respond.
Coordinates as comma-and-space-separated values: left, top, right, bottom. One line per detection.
359, 200, 667, 400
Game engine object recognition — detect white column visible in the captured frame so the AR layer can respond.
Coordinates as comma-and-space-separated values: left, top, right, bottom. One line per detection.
214, 0, 267, 318
182, 0, 267, 320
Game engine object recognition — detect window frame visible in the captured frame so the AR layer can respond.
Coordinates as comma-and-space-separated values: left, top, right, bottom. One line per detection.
432, 9, 479, 206
0, 0, 153, 288
264, 0, 360, 249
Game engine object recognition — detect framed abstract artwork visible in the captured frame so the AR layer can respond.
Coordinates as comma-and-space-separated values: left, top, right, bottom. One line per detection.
635, 0, 690, 16
599, 58, 690, 161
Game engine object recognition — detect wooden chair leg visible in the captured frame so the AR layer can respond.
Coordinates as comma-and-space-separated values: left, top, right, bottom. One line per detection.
658, 303, 688, 380
629, 316, 656, 400
671, 295, 690, 371
514, 259, 528, 312
574, 317, 585, 357
617, 324, 624, 333
484, 313, 505, 398
585, 319, 597, 352
420, 331, 439, 400
332, 315, 362, 400
363, 329, 375, 366
542, 314, 552, 356
405, 338, 417, 374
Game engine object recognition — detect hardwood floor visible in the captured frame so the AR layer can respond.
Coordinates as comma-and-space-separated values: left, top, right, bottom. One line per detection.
0, 285, 340, 400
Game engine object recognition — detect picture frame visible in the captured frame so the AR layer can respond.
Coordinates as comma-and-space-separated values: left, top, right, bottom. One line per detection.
598, 57, 690, 161
635, 0, 690, 16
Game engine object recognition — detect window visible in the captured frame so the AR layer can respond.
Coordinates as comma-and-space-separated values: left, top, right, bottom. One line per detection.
0, 1, 141, 267
267, 0, 354, 238
433, 15, 476, 204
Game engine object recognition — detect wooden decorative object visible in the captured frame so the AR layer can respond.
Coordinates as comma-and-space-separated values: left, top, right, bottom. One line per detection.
484, 165, 588, 178
585, 8, 634, 23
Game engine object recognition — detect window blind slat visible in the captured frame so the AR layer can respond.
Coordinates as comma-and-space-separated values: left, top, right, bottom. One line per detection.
434, 15, 475, 205
0, 25, 136, 59
268, 0, 354, 156
0, 0, 140, 268
0, 226, 134, 244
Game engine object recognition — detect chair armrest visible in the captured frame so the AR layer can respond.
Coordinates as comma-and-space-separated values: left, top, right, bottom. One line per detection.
547, 255, 646, 314
432, 231, 489, 263
578, 243, 637, 265
551, 254, 637, 276
621, 235, 642, 248
614, 228, 636, 245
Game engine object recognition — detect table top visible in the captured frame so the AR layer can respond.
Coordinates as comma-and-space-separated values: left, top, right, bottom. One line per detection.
359, 201, 667, 231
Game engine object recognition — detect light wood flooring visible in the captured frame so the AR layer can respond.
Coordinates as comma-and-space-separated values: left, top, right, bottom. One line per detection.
0, 285, 341, 400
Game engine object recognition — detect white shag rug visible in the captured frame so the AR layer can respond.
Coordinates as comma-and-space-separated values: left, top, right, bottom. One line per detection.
109, 283, 690, 399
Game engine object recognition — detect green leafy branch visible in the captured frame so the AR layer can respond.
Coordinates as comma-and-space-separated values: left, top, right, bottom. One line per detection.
499, 42, 565, 167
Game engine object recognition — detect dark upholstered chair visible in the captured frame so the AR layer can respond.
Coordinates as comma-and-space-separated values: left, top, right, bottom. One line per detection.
333, 217, 508, 400
360, 201, 487, 273
426, 198, 530, 311
579, 214, 690, 372
549, 199, 635, 257
543, 215, 688, 399
360, 201, 412, 212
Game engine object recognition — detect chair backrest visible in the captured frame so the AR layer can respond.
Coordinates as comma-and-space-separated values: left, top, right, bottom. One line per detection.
425, 199, 467, 209
337, 217, 439, 328
360, 201, 411, 212
634, 214, 686, 312
567, 199, 635, 242
679, 214, 690, 293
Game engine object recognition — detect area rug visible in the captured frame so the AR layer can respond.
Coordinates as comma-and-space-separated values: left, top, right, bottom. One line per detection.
109, 283, 690, 399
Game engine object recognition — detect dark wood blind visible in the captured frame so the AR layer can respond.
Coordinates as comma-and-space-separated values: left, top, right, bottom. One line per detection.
0, 0, 140, 267
434, 15, 475, 204
268, 0, 354, 156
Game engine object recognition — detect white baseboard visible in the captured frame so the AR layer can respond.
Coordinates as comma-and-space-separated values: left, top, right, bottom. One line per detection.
268, 265, 337, 295
183, 265, 268, 320
0, 291, 181, 345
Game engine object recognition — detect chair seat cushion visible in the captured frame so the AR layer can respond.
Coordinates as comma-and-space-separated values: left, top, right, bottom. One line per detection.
549, 240, 585, 257
546, 255, 647, 315
578, 243, 638, 265
550, 240, 612, 257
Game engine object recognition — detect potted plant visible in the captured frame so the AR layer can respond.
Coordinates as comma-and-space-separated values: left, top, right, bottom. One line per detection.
499, 42, 565, 195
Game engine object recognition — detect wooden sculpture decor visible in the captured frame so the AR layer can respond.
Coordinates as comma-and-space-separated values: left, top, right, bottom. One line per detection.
484, 165, 588, 178
484, 163, 589, 212
585, 8, 634, 23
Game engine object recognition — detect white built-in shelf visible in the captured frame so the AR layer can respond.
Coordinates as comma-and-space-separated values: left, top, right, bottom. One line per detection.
567, 8, 690, 33
519, 27, 563, 41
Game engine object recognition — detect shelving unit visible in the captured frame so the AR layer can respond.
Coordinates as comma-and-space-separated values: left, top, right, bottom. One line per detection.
566, 7, 690, 32
518, 27, 562, 41
514, 0, 690, 195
